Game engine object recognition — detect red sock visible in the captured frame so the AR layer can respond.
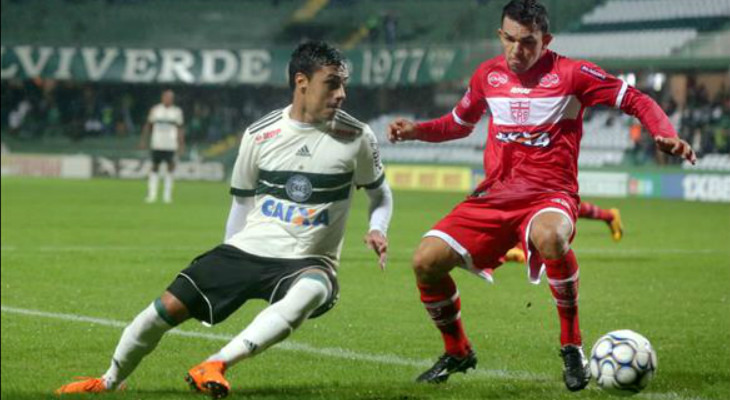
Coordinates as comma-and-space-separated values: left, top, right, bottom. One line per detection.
578, 202, 613, 222
544, 250, 582, 347
417, 275, 471, 357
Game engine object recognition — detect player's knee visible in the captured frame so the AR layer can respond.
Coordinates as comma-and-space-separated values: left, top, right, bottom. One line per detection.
533, 228, 570, 260
412, 250, 446, 283
159, 291, 190, 324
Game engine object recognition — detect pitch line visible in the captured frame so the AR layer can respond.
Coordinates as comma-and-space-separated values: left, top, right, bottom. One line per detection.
0, 305, 714, 400
0, 244, 725, 255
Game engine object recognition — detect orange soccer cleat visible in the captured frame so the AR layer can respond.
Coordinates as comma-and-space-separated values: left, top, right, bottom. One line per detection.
608, 208, 623, 242
55, 376, 110, 395
504, 246, 526, 263
185, 360, 230, 399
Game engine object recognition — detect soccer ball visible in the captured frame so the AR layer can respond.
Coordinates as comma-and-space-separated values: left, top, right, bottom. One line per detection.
589, 330, 657, 396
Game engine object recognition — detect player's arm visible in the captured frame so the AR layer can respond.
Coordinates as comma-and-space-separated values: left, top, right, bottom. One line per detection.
176, 110, 186, 156
357, 127, 392, 270
225, 196, 254, 241
575, 62, 696, 164
138, 108, 153, 149
388, 69, 486, 143
621, 88, 695, 163
225, 130, 259, 240
138, 123, 151, 149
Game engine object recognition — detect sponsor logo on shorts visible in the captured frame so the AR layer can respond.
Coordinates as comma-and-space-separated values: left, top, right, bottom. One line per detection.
496, 131, 550, 147
261, 199, 330, 227
285, 174, 313, 202
579, 65, 606, 81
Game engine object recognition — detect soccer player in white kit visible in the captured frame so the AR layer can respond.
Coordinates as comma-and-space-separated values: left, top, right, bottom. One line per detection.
56, 41, 393, 399
139, 89, 185, 203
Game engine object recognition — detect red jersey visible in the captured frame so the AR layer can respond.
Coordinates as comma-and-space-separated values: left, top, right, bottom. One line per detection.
416, 50, 677, 202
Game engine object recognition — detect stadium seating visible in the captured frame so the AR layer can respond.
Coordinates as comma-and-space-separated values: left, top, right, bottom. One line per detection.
550, 29, 698, 58
582, 0, 730, 25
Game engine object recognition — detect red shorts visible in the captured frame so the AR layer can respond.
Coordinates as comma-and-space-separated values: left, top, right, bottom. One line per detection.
425, 192, 578, 284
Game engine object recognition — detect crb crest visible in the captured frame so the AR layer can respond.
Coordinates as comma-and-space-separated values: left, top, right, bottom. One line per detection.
285, 174, 313, 203
509, 100, 530, 125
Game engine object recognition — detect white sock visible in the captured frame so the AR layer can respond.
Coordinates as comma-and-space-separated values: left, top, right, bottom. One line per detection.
102, 303, 174, 389
208, 274, 330, 367
163, 172, 174, 202
147, 172, 159, 201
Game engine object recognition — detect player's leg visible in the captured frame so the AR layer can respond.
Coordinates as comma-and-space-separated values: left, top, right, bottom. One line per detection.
529, 211, 589, 391
146, 151, 161, 203
163, 154, 176, 203
55, 291, 190, 394
413, 237, 477, 383
209, 268, 331, 364
188, 266, 335, 398
579, 201, 622, 241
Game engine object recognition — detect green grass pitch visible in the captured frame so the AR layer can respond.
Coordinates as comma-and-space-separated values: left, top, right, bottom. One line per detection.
2, 177, 729, 400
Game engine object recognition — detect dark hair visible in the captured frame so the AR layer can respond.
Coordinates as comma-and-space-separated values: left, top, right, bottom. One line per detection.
288, 41, 346, 90
501, 0, 550, 34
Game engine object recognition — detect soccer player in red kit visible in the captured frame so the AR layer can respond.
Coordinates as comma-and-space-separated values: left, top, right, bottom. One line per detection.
388, 0, 695, 391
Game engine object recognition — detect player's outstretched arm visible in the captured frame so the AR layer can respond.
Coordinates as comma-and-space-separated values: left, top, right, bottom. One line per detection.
654, 136, 696, 164
387, 118, 419, 143
620, 87, 696, 164
388, 113, 473, 144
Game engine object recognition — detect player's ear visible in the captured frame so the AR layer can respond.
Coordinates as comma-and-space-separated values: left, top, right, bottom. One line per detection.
295, 72, 309, 93
542, 33, 553, 48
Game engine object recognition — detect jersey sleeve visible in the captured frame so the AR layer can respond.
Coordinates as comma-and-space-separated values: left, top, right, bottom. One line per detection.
354, 126, 385, 189
573, 61, 629, 109
452, 67, 488, 127
176, 108, 184, 126
229, 129, 259, 197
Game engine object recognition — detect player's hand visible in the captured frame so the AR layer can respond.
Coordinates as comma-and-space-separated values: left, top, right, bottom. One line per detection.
138, 141, 148, 150
654, 136, 696, 165
363, 229, 388, 271
387, 118, 418, 143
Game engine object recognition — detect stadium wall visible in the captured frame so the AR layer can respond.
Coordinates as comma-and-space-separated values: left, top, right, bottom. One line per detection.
383, 165, 730, 203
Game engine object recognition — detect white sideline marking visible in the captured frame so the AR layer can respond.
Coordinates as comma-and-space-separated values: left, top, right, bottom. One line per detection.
0, 305, 714, 400
0, 305, 546, 382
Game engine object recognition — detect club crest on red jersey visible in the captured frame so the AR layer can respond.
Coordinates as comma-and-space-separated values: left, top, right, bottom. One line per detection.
509, 100, 530, 124
488, 72, 508, 87
539, 73, 560, 88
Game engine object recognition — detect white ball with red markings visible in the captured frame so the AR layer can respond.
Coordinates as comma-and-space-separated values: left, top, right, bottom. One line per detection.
590, 330, 657, 396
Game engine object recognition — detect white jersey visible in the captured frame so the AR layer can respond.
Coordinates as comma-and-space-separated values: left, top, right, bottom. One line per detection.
148, 104, 183, 151
227, 105, 385, 268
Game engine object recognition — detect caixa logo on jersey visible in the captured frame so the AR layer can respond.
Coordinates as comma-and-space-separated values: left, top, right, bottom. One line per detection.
510, 100, 530, 125
496, 131, 550, 147
261, 199, 330, 227
285, 174, 313, 202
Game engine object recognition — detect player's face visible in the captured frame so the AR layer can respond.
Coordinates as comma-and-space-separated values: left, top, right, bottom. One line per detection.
300, 64, 348, 123
161, 91, 174, 106
498, 17, 552, 74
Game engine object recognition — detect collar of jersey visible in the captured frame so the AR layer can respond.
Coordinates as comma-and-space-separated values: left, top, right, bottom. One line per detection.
284, 105, 328, 131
